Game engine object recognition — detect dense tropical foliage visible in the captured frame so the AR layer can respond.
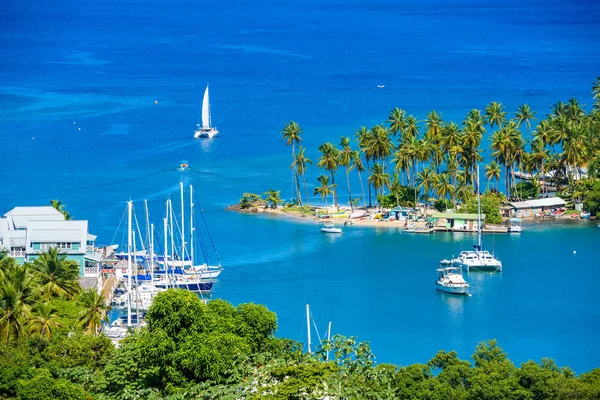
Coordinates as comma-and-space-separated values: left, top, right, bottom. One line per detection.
1, 277, 599, 399
280, 79, 600, 215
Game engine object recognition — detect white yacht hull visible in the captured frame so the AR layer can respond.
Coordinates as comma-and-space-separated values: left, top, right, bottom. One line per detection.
436, 282, 469, 295
321, 227, 342, 233
194, 128, 218, 138
454, 260, 502, 272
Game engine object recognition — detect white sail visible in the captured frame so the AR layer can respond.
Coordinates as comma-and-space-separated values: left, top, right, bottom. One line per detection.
194, 83, 218, 139
201, 85, 210, 129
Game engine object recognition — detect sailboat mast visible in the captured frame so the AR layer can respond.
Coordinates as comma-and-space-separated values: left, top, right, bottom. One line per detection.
326, 320, 332, 361
127, 200, 132, 327
163, 211, 168, 288
133, 227, 139, 330
306, 304, 312, 354
190, 185, 194, 268
180, 182, 185, 268
150, 223, 155, 291
477, 165, 482, 249
168, 199, 175, 268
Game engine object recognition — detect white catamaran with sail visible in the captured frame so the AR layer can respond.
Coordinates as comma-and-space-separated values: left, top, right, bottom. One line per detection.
194, 84, 218, 139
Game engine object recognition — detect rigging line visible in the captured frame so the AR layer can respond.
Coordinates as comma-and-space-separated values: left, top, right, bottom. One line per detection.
132, 208, 146, 252
192, 214, 211, 264
59, 168, 175, 196
198, 206, 219, 264
109, 206, 127, 247
310, 310, 323, 345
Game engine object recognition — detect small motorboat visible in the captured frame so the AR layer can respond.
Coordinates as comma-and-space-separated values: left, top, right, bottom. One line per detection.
321, 223, 342, 234
377, 84, 385, 88
179, 160, 189, 171
436, 266, 470, 295
509, 217, 522, 233
580, 211, 591, 219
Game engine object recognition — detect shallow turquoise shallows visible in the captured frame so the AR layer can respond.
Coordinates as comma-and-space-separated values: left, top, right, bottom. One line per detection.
1, 0, 599, 373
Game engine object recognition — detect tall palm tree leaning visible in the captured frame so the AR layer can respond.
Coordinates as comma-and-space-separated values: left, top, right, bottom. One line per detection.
292, 146, 312, 209
351, 150, 367, 210
77, 288, 110, 335
281, 121, 304, 207
31, 247, 81, 300
338, 137, 355, 211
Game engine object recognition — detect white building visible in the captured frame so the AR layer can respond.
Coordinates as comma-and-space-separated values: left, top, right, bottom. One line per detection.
0, 206, 101, 287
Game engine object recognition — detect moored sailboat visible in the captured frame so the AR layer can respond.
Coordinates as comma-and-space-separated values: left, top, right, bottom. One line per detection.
446, 166, 502, 272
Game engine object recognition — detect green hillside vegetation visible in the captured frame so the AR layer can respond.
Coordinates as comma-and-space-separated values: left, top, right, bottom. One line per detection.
1, 253, 599, 400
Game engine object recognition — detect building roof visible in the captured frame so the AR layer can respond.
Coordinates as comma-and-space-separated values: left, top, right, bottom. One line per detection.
26, 220, 88, 245
432, 212, 486, 220
508, 197, 566, 209
3, 207, 64, 230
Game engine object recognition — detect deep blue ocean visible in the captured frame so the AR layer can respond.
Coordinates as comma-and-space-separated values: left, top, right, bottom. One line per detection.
1, 0, 599, 372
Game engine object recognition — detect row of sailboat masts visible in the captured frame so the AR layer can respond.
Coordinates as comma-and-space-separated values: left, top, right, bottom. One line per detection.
161, 182, 198, 271
126, 200, 156, 328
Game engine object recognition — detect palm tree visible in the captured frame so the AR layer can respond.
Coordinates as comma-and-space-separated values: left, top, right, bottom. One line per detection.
27, 302, 62, 339
31, 247, 81, 299
0, 262, 37, 343
351, 150, 367, 210
592, 77, 600, 106
338, 137, 355, 210
292, 146, 312, 208
529, 139, 550, 197
77, 289, 110, 335
368, 125, 394, 168
484, 101, 508, 130
50, 199, 72, 220
515, 104, 536, 131
454, 184, 473, 205
368, 164, 390, 209
416, 168, 436, 216
314, 175, 335, 214
317, 142, 340, 209
0, 283, 25, 343
484, 161, 501, 192
281, 121, 304, 206
403, 116, 420, 143
387, 108, 406, 138
263, 189, 282, 209
434, 173, 455, 210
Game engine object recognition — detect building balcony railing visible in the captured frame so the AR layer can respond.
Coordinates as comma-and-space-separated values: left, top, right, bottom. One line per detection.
86, 245, 94, 252
9, 250, 25, 257
84, 266, 99, 276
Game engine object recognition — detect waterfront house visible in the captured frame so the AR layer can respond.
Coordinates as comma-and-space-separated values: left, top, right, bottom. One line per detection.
504, 197, 566, 218
0, 206, 102, 287
431, 212, 485, 231
389, 207, 418, 221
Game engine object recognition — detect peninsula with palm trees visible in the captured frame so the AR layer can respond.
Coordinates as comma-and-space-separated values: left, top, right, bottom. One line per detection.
232, 78, 600, 228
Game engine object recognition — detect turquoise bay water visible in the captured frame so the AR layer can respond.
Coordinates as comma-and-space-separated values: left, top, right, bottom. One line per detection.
1, 0, 599, 372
